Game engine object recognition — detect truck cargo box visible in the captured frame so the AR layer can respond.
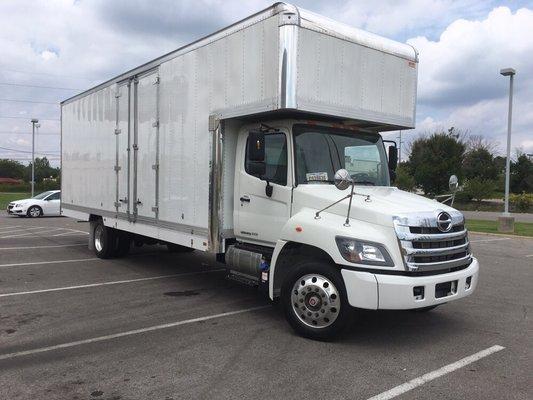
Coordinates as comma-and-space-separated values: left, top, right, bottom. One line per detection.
61, 2, 418, 252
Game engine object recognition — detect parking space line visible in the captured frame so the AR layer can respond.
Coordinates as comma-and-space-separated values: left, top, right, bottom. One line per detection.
470, 238, 511, 243
0, 225, 22, 231
0, 306, 269, 361
526, 254, 533, 258
0, 269, 226, 297
52, 230, 89, 236
0, 226, 51, 235
0, 243, 86, 250
366, 345, 505, 400
0, 258, 99, 269
0, 227, 65, 239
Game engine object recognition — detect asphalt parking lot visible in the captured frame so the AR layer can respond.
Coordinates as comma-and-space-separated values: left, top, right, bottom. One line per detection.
0, 213, 531, 400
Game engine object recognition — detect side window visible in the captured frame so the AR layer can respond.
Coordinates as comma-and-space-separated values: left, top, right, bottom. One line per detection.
47, 192, 61, 201
245, 132, 287, 186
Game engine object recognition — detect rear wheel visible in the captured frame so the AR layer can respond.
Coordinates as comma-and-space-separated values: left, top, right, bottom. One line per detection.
93, 220, 116, 259
281, 261, 351, 341
27, 206, 42, 218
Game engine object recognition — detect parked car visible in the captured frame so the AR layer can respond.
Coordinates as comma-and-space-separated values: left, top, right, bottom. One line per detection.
7, 190, 61, 217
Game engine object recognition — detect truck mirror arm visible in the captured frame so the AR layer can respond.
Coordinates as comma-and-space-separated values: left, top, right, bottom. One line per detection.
314, 183, 371, 225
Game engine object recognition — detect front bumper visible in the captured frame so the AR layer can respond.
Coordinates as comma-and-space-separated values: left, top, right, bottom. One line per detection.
7, 205, 25, 215
341, 258, 479, 310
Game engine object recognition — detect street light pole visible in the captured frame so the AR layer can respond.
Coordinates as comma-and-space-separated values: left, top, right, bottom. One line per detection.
397, 130, 402, 164
500, 68, 515, 215
30, 118, 39, 197
498, 68, 515, 232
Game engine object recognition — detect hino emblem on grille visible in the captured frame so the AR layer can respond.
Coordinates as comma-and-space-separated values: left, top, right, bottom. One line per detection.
436, 212, 452, 232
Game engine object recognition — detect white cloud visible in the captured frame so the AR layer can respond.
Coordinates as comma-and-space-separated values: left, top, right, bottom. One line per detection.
0, 1, 532, 164
406, 6, 533, 153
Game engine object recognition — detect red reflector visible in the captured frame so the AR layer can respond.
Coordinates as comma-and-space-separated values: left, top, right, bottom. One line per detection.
295, 226, 303, 232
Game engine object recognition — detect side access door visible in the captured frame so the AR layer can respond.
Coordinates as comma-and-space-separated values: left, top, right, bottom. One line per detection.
115, 82, 131, 218
115, 70, 160, 221
234, 129, 293, 246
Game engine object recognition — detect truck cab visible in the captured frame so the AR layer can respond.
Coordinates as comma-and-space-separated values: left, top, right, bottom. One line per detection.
226, 119, 478, 339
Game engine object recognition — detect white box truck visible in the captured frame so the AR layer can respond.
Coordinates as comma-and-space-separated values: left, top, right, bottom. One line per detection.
61, 3, 479, 339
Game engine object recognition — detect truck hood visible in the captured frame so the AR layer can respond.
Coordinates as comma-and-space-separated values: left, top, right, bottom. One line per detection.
292, 185, 460, 228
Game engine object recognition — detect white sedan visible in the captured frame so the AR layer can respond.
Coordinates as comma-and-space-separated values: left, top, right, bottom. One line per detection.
7, 190, 61, 217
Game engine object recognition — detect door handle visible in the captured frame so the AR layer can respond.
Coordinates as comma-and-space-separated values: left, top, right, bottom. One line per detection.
119, 198, 128, 203
239, 196, 250, 203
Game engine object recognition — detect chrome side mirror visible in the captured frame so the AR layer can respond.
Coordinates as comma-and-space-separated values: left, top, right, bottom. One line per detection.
449, 175, 458, 192
334, 169, 352, 191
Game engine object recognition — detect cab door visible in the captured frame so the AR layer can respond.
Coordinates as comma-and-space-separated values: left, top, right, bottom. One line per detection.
234, 129, 292, 246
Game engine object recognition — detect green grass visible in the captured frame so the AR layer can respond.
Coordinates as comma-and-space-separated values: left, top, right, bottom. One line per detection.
0, 192, 30, 209
466, 219, 533, 237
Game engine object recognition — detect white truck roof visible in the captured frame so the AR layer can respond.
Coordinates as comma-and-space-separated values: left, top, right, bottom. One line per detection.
62, 2, 417, 109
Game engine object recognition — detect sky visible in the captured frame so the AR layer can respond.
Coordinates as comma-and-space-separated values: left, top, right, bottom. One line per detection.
0, 0, 532, 166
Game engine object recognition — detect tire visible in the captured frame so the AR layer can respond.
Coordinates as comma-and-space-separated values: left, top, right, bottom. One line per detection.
93, 220, 117, 259
27, 205, 43, 218
281, 261, 351, 341
166, 243, 195, 253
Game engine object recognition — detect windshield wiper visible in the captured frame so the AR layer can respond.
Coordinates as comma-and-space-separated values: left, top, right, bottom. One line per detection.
306, 180, 335, 184
352, 180, 375, 186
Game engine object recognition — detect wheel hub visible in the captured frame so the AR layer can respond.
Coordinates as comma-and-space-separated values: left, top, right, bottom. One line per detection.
94, 225, 104, 252
291, 274, 340, 328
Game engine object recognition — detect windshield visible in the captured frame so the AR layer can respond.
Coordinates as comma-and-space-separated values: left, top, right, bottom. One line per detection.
33, 191, 54, 200
294, 124, 390, 186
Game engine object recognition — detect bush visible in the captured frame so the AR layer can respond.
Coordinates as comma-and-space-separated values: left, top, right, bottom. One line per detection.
509, 192, 532, 212
454, 189, 473, 203
463, 178, 496, 204
0, 181, 59, 193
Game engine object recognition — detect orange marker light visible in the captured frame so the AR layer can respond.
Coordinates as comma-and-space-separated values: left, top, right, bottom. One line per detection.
295, 226, 303, 232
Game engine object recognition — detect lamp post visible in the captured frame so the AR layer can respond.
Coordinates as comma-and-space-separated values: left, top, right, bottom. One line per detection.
30, 118, 39, 197
498, 68, 515, 232
397, 130, 403, 164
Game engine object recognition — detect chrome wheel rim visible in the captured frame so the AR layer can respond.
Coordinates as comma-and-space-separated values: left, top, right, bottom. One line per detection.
291, 274, 340, 329
29, 207, 40, 217
94, 225, 104, 252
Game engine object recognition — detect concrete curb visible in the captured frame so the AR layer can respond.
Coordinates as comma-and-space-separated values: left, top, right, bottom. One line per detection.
469, 231, 533, 240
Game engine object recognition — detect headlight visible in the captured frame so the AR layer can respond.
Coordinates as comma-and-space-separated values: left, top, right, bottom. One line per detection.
335, 237, 394, 266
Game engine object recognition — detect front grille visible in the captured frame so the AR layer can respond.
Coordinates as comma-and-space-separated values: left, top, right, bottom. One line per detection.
394, 214, 472, 272
409, 224, 464, 234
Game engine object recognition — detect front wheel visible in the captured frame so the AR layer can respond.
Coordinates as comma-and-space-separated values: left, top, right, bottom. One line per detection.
281, 261, 351, 341
27, 206, 42, 218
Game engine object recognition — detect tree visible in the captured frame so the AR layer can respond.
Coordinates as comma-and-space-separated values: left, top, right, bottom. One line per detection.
463, 178, 496, 204
394, 164, 416, 192
408, 131, 466, 195
510, 153, 533, 193
463, 147, 498, 181
0, 159, 25, 179
25, 157, 60, 184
